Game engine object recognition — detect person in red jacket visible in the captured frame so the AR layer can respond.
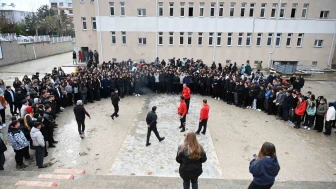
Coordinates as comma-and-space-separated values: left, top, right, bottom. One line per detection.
182, 84, 191, 114
178, 96, 187, 132
196, 99, 210, 135
294, 96, 307, 129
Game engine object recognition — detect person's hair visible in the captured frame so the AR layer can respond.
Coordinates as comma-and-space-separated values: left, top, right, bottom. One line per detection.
11, 120, 19, 126
11, 116, 17, 121
45, 105, 51, 110
310, 94, 315, 101
77, 100, 83, 105
152, 106, 157, 111
34, 122, 42, 128
203, 99, 207, 104
257, 142, 277, 159
180, 96, 185, 100
178, 132, 202, 159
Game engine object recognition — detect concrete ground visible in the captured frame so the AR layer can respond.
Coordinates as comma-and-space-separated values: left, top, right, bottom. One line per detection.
0, 53, 336, 188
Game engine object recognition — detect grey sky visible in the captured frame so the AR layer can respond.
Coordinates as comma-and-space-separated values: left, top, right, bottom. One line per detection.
0, 0, 49, 12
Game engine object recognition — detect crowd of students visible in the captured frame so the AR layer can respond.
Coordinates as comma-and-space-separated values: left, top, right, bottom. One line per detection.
0, 57, 335, 171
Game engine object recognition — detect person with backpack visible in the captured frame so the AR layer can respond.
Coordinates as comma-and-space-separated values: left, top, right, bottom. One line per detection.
8, 120, 29, 169
0, 129, 6, 170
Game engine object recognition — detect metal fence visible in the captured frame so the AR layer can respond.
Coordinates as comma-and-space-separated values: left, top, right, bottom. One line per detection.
0, 33, 74, 44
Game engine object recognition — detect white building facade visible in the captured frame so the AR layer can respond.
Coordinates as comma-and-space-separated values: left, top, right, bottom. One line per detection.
73, 0, 336, 69
50, 0, 73, 17
0, 2, 33, 23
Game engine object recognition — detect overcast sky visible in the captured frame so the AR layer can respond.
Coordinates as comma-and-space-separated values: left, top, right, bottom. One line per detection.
0, 0, 49, 12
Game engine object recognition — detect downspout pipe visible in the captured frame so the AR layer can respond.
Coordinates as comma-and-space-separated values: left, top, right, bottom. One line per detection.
96, 0, 104, 61
212, 0, 219, 62
268, 0, 282, 68
327, 22, 336, 69
156, 0, 158, 60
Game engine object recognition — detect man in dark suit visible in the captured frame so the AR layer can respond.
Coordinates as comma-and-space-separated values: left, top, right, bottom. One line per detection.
110, 89, 120, 120
145, 106, 165, 147
53, 83, 62, 113
4, 86, 17, 115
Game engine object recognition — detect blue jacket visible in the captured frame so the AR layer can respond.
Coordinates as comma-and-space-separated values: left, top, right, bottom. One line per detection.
265, 90, 272, 99
249, 157, 280, 186
8, 129, 29, 150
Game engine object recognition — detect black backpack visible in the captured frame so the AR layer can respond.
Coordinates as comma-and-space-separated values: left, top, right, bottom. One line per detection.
0, 138, 7, 153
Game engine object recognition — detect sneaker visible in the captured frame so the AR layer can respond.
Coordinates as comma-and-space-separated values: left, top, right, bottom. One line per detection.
256, 109, 261, 112
307, 128, 311, 131
215, 97, 217, 100
304, 126, 307, 129
138, 94, 141, 96
2, 123, 6, 127
218, 98, 220, 100
60, 107, 65, 110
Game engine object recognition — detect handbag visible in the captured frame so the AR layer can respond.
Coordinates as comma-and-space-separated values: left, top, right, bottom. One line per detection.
0, 138, 7, 152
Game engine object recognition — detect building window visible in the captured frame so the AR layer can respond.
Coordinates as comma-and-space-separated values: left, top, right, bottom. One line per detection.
271, 3, 277, 18
302, 4, 309, 18
320, 11, 329, 18
312, 61, 317, 66
260, 3, 266, 18
90, 0, 94, 3
227, 33, 232, 46
120, 2, 125, 16
314, 40, 323, 47
169, 2, 174, 17
138, 38, 146, 45
188, 3, 194, 17
59, 2, 63, 7
208, 32, 214, 46
238, 33, 243, 46
81, 17, 87, 30
246, 33, 252, 46
68, 3, 72, 7
217, 33, 222, 46
199, 3, 204, 17
198, 32, 203, 45
249, 3, 255, 17
291, 3, 297, 18
158, 32, 163, 45
180, 2, 185, 17
137, 9, 146, 16
297, 33, 303, 47
218, 2, 224, 17
51, 3, 57, 8
267, 33, 273, 46
158, 2, 163, 16
230, 3, 235, 17
240, 3, 246, 17
256, 33, 262, 46
276, 33, 281, 46
111, 31, 116, 44
188, 32, 192, 45
169, 32, 174, 45
69, 10, 73, 14
210, 3, 216, 17
280, 3, 286, 18
92, 17, 96, 30
109, 2, 115, 16
180, 32, 184, 45
121, 31, 127, 44
286, 33, 292, 47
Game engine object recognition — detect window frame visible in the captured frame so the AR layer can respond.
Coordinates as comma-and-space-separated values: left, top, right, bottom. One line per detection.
260, 3, 266, 18
169, 32, 174, 45
199, 2, 205, 17
249, 3, 255, 17
81, 17, 87, 30
290, 3, 297, 18
111, 31, 116, 44
246, 33, 252, 46
230, 3, 235, 17
120, 2, 125, 16
227, 33, 232, 46
240, 3, 246, 17
169, 2, 174, 17
137, 9, 146, 17
320, 11, 329, 19
158, 2, 163, 17
187, 32, 192, 45
302, 3, 309, 18
217, 32, 222, 46
121, 31, 127, 45
210, 2, 216, 17
256, 33, 262, 46
158, 32, 163, 45
279, 3, 286, 18
271, 3, 277, 18
179, 32, 184, 45
109, 2, 115, 16
314, 40, 323, 48
198, 32, 203, 46
238, 33, 243, 46
297, 33, 304, 47
138, 38, 147, 45
188, 2, 194, 17
180, 2, 185, 17
275, 33, 282, 47
208, 32, 214, 46
218, 2, 224, 17
91, 17, 97, 30
267, 33, 273, 46
286, 33, 292, 47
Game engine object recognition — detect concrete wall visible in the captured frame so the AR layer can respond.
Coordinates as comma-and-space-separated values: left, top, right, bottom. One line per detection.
0, 41, 74, 67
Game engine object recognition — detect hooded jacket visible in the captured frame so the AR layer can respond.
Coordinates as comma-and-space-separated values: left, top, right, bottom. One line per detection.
295, 100, 307, 116
30, 127, 45, 147
8, 128, 29, 150
316, 102, 328, 116
249, 157, 280, 186
176, 146, 207, 177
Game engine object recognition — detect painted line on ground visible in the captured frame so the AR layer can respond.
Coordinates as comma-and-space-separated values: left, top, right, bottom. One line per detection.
38, 174, 75, 180
15, 180, 57, 187
53, 169, 86, 175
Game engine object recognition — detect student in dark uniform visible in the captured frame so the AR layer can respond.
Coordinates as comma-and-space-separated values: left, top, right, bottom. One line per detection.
145, 106, 165, 147
110, 89, 120, 120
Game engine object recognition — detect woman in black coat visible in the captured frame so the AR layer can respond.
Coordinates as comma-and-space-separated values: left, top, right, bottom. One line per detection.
176, 132, 207, 189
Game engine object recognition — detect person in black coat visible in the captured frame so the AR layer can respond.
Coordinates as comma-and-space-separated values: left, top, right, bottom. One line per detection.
73, 100, 91, 139
176, 132, 207, 189
110, 89, 120, 120
282, 90, 293, 121
14, 89, 25, 112
145, 106, 165, 146
256, 85, 266, 111
43, 105, 58, 148
4, 86, 18, 115
226, 78, 236, 105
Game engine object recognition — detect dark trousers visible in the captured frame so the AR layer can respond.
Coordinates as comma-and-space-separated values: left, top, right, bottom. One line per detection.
295, 114, 302, 127
23, 146, 31, 159
0, 152, 5, 170
14, 148, 24, 166
324, 120, 332, 135
47, 128, 55, 144
76, 120, 85, 135
35, 146, 45, 168
67, 93, 73, 106
112, 104, 119, 117
146, 125, 161, 144
9, 102, 17, 115
315, 115, 324, 132
74, 93, 80, 104
185, 98, 190, 113
257, 99, 264, 110
0, 109, 5, 124
248, 181, 273, 189
282, 107, 290, 121
180, 115, 186, 128
306, 115, 315, 128
196, 119, 208, 134
182, 177, 198, 189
